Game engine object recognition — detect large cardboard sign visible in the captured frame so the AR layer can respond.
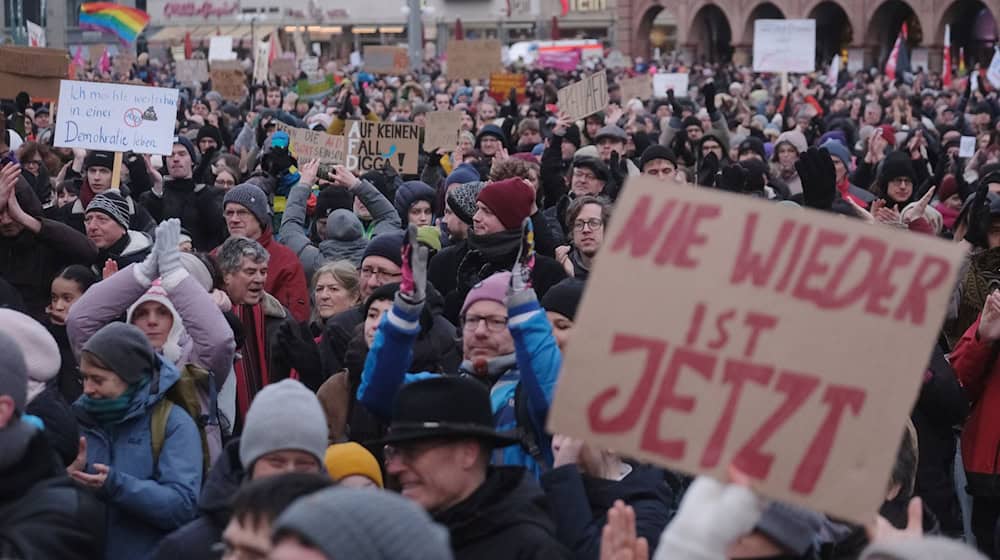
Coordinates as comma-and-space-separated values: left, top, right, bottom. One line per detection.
364, 46, 409, 75
753, 19, 816, 74
344, 120, 419, 174
547, 176, 964, 523
652, 73, 690, 97
557, 71, 608, 122
275, 122, 346, 164
446, 40, 503, 80
210, 61, 246, 101
619, 75, 652, 101
54, 80, 179, 156
175, 59, 209, 84
0, 46, 69, 100
489, 72, 527, 104
423, 111, 462, 152
271, 57, 297, 79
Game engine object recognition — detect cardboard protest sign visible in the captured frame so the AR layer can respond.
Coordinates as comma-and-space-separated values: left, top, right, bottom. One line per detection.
175, 59, 209, 84
210, 62, 246, 101
753, 19, 816, 73
275, 122, 346, 164
557, 71, 608, 122
344, 120, 419, 174
252, 41, 270, 84
489, 72, 527, 104
446, 40, 503, 80
54, 80, 179, 156
619, 75, 652, 101
364, 46, 409, 74
547, 176, 965, 523
0, 46, 69, 100
652, 73, 689, 97
423, 111, 462, 152
271, 57, 297, 79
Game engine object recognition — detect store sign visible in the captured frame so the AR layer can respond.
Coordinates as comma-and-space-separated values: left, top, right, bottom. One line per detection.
159, 0, 240, 19
568, 0, 607, 12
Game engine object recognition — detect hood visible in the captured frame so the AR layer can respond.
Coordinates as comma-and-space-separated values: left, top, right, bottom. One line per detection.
126, 283, 189, 366
325, 208, 365, 242
581, 464, 677, 513
393, 181, 436, 226
121, 230, 153, 257
435, 466, 557, 548
261, 291, 287, 319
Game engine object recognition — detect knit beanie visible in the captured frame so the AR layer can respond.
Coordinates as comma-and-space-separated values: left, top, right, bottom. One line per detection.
86, 192, 131, 231
477, 178, 535, 230
754, 502, 827, 556
540, 278, 585, 321
776, 130, 808, 153
362, 230, 404, 268
81, 322, 158, 384
461, 271, 511, 316
573, 156, 611, 182
476, 123, 506, 145
239, 379, 329, 473
0, 310, 60, 404
224, 183, 272, 231
639, 145, 677, 170
445, 163, 480, 188
173, 135, 199, 162
738, 137, 766, 160
83, 150, 115, 170
196, 125, 223, 146
273, 486, 454, 560
681, 116, 701, 130
879, 151, 916, 186
315, 187, 354, 219
563, 124, 582, 149
0, 330, 28, 413
446, 181, 486, 225
877, 124, 897, 147
820, 140, 853, 171
323, 442, 384, 487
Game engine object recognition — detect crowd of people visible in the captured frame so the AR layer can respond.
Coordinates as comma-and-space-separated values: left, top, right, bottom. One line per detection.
1, 44, 1000, 560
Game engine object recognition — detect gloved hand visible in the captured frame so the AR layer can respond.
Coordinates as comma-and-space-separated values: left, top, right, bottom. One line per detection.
697, 151, 720, 187
510, 218, 535, 294
667, 88, 682, 116
716, 164, 747, 193
965, 179, 991, 248
399, 224, 429, 305
702, 81, 717, 116
795, 147, 837, 211
608, 151, 628, 188
276, 321, 323, 390
134, 228, 161, 286
156, 219, 184, 286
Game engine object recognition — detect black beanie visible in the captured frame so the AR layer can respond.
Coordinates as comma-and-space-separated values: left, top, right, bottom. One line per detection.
682, 116, 702, 130
563, 124, 582, 149
84, 150, 115, 170
315, 187, 354, 219
196, 125, 223, 145
878, 151, 916, 188
362, 230, 404, 268
640, 145, 677, 169
365, 282, 401, 315
541, 278, 585, 321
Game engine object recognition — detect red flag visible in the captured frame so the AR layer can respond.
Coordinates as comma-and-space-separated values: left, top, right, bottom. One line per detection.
885, 22, 908, 80
183, 31, 192, 60
454, 18, 464, 40
943, 24, 952, 87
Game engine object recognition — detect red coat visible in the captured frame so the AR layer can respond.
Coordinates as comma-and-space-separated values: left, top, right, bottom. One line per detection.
950, 317, 1000, 496
257, 228, 310, 324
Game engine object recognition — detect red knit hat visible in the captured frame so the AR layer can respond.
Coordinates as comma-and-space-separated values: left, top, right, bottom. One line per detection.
877, 124, 897, 147
477, 178, 535, 230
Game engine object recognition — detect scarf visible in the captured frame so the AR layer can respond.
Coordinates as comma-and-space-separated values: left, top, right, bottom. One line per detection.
78, 377, 148, 425
234, 303, 270, 433
467, 229, 522, 262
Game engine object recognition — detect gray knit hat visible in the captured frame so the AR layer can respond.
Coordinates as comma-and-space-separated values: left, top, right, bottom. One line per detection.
239, 379, 328, 473
224, 183, 271, 230
0, 330, 28, 412
273, 486, 453, 560
81, 322, 158, 384
86, 192, 131, 231
446, 181, 486, 225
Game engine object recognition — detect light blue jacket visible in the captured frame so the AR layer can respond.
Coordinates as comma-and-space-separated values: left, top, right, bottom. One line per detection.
73, 358, 203, 560
357, 289, 560, 477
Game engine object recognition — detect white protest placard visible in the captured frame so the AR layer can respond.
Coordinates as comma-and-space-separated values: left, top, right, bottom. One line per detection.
253, 41, 270, 84
557, 71, 608, 122
547, 176, 964, 523
344, 120, 420, 175
26, 20, 46, 47
274, 122, 346, 164
753, 19, 816, 73
300, 56, 319, 76
652, 73, 690, 97
960, 136, 977, 158
54, 80, 179, 155
209, 36, 236, 61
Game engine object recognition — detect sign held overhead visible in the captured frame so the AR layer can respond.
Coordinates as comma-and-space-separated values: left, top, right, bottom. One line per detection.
557, 70, 609, 122
753, 19, 816, 74
344, 120, 420, 175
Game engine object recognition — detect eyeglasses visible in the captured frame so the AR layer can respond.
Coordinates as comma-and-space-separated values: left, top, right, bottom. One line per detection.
889, 177, 913, 186
360, 267, 402, 282
573, 218, 604, 232
461, 314, 508, 333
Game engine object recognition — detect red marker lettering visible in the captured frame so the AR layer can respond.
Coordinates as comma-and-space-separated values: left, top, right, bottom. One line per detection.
609, 196, 678, 259
700, 360, 774, 469
791, 384, 866, 494
640, 347, 715, 460
893, 255, 951, 326
587, 334, 666, 433
730, 215, 796, 287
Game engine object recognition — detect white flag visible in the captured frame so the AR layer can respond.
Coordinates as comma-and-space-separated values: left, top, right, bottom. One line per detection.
26, 20, 45, 47
253, 40, 270, 85
827, 54, 840, 87
987, 47, 1000, 89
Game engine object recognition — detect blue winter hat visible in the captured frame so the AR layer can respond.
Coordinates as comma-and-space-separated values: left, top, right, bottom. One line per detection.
820, 140, 852, 172
445, 163, 480, 188
476, 124, 506, 145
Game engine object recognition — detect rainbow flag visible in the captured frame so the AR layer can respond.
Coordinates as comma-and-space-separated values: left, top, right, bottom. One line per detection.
79, 3, 150, 44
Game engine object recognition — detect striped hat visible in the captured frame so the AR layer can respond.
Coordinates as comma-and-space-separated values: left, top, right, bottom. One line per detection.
85, 192, 131, 231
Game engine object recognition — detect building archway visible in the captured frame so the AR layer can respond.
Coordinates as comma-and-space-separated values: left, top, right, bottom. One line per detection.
689, 4, 732, 62
808, 1, 852, 63
938, 0, 998, 67
742, 2, 784, 46
865, 0, 922, 65
637, 5, 680, 60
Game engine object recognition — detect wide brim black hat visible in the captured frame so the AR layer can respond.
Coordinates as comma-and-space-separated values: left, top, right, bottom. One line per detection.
371, 421, 521, 448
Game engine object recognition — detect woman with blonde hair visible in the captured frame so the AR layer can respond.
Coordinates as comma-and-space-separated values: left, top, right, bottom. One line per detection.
310, 260, 361, 336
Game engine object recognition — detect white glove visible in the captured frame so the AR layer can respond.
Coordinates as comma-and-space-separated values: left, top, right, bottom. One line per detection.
156, 219, 185, 289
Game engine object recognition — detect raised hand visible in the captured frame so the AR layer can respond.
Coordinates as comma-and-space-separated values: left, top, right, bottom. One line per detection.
795, 147, 837, 210
716, 164, 747, 193
399, 224, 429, 305
600, 501, 650, 560
510, 218, 535, 294
299, 159, 320, 188
155, 218, 183, 280
965, 180, 991, 247
978, 290, 1000, 342
102, 258, 120, 280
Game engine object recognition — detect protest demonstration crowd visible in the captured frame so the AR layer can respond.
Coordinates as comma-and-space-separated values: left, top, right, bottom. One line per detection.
6, 4, 1000, 560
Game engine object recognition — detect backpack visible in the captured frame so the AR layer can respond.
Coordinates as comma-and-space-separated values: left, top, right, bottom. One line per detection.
150, 363, 216, 477
513, 382, 551, 474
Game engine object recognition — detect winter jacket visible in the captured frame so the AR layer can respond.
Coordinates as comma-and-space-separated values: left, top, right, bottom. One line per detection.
149, 439, 245, 560
541, 464, 676, 559
255, 228, 311, 324
358, 289, 559, 477
434, 466, 572, 560
428, 240, 468, 298
93, 230, 153, 277
0, 427, 105, 560
140, 179, 228, 252
949, 317, 1000, 496
278, 181, 368, 281
0, 218, 97, 320
72, 358, 203, 560
48, 320, 84, 403
25, 385, 80, 467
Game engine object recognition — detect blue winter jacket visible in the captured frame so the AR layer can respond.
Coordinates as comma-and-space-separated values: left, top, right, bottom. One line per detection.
72, 358, 203, 560
358, 289, 560, 477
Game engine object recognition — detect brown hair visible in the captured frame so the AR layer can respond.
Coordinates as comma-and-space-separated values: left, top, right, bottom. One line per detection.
489, 158, 538, 183
565, 195, 612, 232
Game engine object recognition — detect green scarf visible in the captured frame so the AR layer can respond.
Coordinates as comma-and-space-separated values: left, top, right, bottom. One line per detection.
79, 378, 148, 425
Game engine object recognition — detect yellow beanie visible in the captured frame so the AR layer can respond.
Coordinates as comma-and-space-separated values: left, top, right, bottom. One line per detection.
323, 442, 384, 488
